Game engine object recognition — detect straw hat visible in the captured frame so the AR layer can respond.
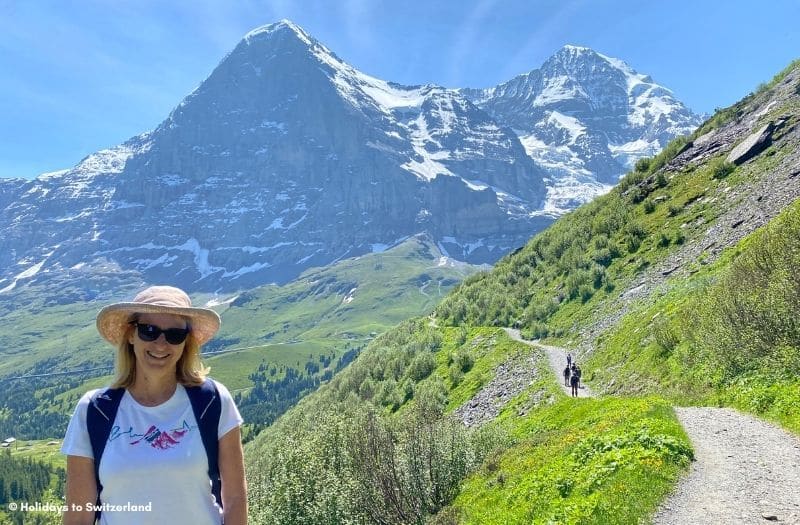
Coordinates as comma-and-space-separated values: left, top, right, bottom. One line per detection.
96, 286, 221, 346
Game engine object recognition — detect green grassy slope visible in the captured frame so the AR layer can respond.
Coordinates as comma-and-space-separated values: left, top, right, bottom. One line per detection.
0, 235, 480, 439
245, 325, 692, 524
587, 199, 800, 432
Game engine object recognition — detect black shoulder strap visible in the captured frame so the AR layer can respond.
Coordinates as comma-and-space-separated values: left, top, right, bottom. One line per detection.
186, 379, 222, 509
86, 387, 125, 522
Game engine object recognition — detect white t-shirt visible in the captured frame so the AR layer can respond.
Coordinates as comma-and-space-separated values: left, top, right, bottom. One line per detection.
61, 379, 243, 525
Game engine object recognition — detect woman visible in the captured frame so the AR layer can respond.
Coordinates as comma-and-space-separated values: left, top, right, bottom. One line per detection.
61, 286, 247, 525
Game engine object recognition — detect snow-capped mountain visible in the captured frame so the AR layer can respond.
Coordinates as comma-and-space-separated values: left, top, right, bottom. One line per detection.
461, 45, 704, 214
0, 23, 703, 298
0, 20, 552, 296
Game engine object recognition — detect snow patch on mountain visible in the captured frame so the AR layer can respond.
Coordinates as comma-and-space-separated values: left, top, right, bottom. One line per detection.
535, 76, 584, 106
518, 134, 591, 180
543, 111, 586, 144
537, 175, 613, 216
0, 253, 53, 294
609, 139, 662, 169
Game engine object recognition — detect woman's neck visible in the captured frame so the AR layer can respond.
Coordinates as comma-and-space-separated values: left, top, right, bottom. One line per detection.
128, 375, 179, 406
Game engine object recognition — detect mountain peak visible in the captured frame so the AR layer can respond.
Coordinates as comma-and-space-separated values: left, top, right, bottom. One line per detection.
558, 44, 596, 56
236, 19, 343, 68
550, 45, 641, 80
244, 19, 314, 46
548, 44, 612, 69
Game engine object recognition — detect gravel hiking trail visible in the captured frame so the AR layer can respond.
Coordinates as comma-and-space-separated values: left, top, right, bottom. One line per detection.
503, 328, 594, 398
652, 407, 800, 525
502, 329, 800, 523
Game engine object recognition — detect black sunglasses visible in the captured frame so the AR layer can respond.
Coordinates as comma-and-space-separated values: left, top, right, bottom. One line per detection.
132, 322, 191, 345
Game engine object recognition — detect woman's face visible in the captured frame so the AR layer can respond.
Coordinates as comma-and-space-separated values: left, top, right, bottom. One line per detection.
128, 313, 188, 376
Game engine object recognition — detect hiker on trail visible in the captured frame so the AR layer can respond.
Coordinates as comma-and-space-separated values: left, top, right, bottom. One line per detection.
566, 352, 572, 367
575, 364, 582, 388
563, 365, 571, 386
570, 367, 580, 397
61, 286, 247, 525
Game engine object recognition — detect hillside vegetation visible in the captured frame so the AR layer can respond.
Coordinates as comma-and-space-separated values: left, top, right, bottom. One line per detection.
0, 449, 63, 525
588, 198, 800, 431
0, 236, 478, 440
246, 326, 692, 524
244, 60, 800, 523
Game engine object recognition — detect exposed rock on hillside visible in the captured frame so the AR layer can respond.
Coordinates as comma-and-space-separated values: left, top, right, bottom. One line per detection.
575, 64, 800, 361
454, 348, 546, 427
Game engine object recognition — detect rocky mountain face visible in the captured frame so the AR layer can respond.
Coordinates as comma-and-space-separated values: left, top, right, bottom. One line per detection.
0, 22, 700, 297
462, 45, 704, 213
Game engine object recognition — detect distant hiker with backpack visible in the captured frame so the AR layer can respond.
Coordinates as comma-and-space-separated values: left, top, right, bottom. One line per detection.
575, 364, 582, 389
570, 366, 580, 397
61, 286, 247, 525
566, 352, 572, 367
563, 365, 571, 386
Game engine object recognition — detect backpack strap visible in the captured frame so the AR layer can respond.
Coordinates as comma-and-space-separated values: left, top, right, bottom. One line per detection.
87, 387, 125, 523
186, 379, 222, 509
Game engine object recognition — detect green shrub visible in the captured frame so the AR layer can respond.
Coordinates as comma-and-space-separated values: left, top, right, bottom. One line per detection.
525, 321, 550, 339
407, 351, 436, 381
667, 204, 682, 217
592, 248, 614, 267
625, 234, 642, 253
630, 186, 649, 204
624, 221, 647, 240
651, 316, 679, 355
590, 265, 607, 289
448, 366, 464, 387
635, 157, 651, 173
593, 235, 610, 250
709, 157, 736, 180
453, 349, 474, 373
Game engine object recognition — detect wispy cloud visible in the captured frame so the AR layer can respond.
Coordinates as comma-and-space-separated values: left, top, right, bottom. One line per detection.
340, 0, 376, 51
445, 0, 500, 87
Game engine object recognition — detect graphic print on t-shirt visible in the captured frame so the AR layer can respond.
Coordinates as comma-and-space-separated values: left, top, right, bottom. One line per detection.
108, 420, 196, 450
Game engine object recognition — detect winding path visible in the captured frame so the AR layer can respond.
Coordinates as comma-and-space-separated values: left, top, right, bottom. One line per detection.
503, 328, 594, 398
502, 328, 800, 523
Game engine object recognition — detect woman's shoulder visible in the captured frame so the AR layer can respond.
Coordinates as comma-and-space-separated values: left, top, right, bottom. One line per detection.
67, 386, 113, 423
77, 386, 113, 405
207, 377, 234, 399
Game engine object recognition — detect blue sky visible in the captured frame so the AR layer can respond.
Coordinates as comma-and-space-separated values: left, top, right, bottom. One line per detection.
1, 0, 798, 179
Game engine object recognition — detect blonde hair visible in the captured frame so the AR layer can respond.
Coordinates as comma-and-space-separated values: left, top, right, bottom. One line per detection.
111, 319, 210, 388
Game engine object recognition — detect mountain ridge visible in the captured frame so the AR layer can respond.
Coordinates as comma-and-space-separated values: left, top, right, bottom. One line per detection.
0, 20, 700, 298
461, 44, 704, 214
